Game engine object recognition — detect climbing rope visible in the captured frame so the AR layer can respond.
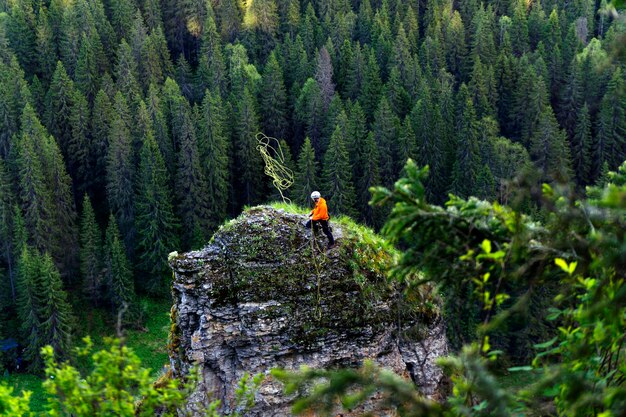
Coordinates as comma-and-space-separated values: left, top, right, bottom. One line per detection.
255, 132, 325, 320
255, 133, 294, 204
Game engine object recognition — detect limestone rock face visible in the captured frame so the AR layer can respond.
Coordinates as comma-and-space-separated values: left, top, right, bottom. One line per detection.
168, 206, 448, 416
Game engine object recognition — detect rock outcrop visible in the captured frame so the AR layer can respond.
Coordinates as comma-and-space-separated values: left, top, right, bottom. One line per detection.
168, 205, 448, 415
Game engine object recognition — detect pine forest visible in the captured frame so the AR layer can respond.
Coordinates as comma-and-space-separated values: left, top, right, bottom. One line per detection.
0, 0, 625, 415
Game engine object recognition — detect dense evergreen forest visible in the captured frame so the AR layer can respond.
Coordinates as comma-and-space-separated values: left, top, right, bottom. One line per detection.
0, 0, 624, 378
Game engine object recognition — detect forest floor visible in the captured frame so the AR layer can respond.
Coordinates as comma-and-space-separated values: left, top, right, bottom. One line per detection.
3, 296, 172, 413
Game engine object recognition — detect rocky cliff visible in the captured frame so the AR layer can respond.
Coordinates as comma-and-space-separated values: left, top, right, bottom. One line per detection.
168, 205, 448, 416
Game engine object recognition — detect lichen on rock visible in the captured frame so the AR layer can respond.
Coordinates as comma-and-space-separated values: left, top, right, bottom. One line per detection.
168, 204, 448, 416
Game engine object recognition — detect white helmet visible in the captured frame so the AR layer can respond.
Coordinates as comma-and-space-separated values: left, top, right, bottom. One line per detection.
310, 191, 321, 199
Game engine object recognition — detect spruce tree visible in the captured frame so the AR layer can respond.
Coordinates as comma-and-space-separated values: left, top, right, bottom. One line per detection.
45, 61, 74, 160
294, 78, 325, 153
595, 68, 626, 173
197, 10, 226, 96
360, 49, 382, 124
115, 40, 141, 100
260, 51, 288, 140
322, 125, 356, 217
293, 137, 318, 207
530, 107, 573, 183
80, 195, 102, 304
198, 90, 230, 228
450, 85, 481, 198
15, 113, 50, 254
233, 87, 265, 208
175, 102, 210, 249
90, 90, 113, 207
0, 157, 15, 302
104, 214, 134, 312
75, 33, 100, 105
314, 46, 335, 111
40, 129, 78, 280
397, 116, 417, 175
38, 252, 75, 361
17, 246, 43, 372
357, 131, 381, 227
373, 96, 399, 187
135, 105, 179, 294
106, 99, 135, 257
146, 84, 175, 180
68, 90, 91, 196
35, 6, 57, 82
571, 103, 592, 186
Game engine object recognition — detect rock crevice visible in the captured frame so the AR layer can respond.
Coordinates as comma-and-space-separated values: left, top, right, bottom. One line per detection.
168, 206, 448, 415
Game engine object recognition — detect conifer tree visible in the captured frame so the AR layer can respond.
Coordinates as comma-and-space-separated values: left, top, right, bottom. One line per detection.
530, 108, 573, 183
7, 0, 37, 76
135, 103, 179, 293
595, 68, 626, 173
17, 246, 43, 372
198, 90, 230, 228
314, 46, 335, 111
260, 51, 288, 140
175, 55, 194, 102
80, 195, 102, 303
450, 85, 481, 198
345, 42, 364, 101
175, 102, 210, 249
0, 158, 15, 302
75, 33, 100, 105
346, 104, 367, 190
197, 11, 227, 96
68, 90, 91, 196
146, 84, 175, 180
45, 61, 74, 159
571, 103, 592, 186
115, 40, 141, 100
106, 99, 135, 257
234, 87, 265, 207
357, 131, 381, 227
38, 252, 74, 361
512, 62, 548, 146
0, 57, 32, 159
397, 116, 417, 175
90, 90, 113, 206
104, 214, 134, 311
15, 110, 51, 254
322, 126, 356, 217
40, 130, 78, 279
470, 5, 497, 66
510, 0, 530, 56
109, 0, 134, 41
295, 78, 325, 153
558, 61, 582, 139
35, 6, 57, 82
360, 49, 382, 123
293, 137, 318, 207
143, 0, 163, 30
373, 96, 399, 187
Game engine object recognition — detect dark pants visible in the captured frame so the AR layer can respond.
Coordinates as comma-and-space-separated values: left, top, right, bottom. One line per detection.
305, 219, 334, 245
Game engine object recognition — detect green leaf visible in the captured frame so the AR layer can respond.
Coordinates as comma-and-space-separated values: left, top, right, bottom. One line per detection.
508, 366, 533, 372
554, 258, 569, 273
481, 239, 492, 254
534, 337, 558, 349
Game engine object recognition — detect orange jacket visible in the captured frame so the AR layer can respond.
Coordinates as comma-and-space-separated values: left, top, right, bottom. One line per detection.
310, 197, 330, 221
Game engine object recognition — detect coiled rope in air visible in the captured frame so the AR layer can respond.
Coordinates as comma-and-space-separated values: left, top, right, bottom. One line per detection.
256, 132, 324, 320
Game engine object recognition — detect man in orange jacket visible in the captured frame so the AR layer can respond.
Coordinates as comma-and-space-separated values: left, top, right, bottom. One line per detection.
305, 191, 335, 248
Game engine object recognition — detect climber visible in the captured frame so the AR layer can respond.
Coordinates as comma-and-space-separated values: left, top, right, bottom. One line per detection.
305, 191, 335, 248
